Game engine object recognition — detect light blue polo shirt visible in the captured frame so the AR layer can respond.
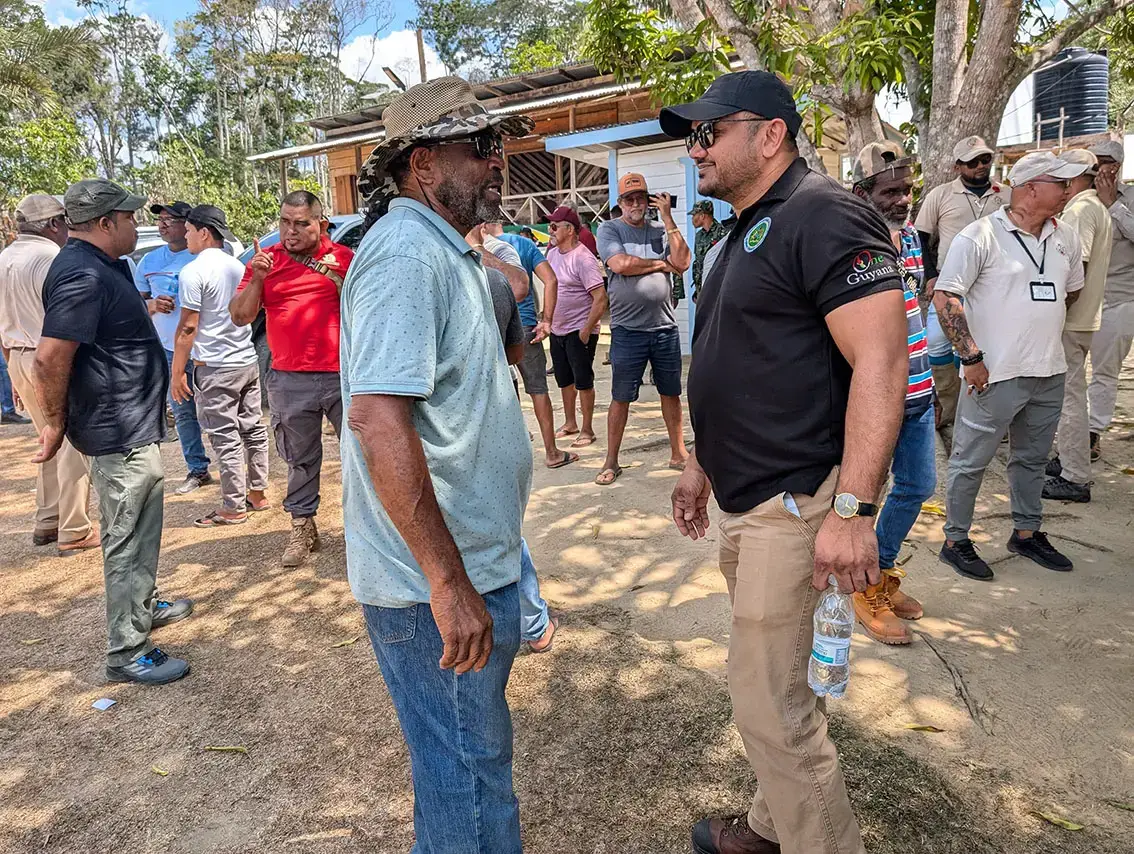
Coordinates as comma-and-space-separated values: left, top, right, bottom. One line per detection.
339, 197, 533, 608
134, 244, 195, 351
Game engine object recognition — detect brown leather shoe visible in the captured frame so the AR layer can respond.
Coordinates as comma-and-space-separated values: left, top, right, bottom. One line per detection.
883, 573, 923, 620
692, 815, 780, 853
33, 528, 58, 547
853, 582, 911, 645
281, 517, 319, 567
58, 528, 100, 557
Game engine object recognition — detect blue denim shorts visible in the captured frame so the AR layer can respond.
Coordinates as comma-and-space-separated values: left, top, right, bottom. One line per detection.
609, 325, 682, 402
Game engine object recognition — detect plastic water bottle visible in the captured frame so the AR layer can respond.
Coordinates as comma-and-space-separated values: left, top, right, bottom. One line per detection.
808, 574, 853, 699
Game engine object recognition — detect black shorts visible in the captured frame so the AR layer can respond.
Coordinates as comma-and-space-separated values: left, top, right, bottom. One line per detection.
549, 331, 599, 391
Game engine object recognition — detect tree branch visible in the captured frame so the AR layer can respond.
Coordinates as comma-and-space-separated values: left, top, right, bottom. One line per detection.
1022, 0, 1134, 75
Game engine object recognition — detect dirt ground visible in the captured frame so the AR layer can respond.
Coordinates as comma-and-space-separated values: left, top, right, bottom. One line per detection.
1, 339, 1132, 853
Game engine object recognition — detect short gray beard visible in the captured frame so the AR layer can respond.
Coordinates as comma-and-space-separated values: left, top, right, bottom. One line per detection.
436, 176, 500, 233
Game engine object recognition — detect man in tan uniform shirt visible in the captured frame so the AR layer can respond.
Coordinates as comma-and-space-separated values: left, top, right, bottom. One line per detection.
1044, 149, 1113, 502
0, 194, 96, 553
915, 136, 1011, 430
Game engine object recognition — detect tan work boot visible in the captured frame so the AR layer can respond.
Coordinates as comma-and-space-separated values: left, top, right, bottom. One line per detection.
882, 573, 923, 620
853, 582, 911, 645
282, 517, 320, 567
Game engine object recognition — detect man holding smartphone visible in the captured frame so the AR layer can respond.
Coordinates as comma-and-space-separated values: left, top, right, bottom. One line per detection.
595, 173, 691, 484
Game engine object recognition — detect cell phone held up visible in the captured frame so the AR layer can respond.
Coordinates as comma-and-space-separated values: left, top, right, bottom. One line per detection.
647, 193, 678, 221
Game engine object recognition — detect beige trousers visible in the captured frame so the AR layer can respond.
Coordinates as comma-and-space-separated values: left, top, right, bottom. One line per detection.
1055, 330, 1094, 484
7, 348, 93, 542
718, 468, 865, 854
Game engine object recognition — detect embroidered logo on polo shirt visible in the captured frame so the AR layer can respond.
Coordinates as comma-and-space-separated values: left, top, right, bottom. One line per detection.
744, 217, 772, 252
846, 250, 899, 285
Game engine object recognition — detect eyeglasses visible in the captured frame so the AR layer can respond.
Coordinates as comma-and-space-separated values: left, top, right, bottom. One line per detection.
433, 130, 505, 161
686, 117, 769, 153
157, 216, 186, 225
961, 154, 993, 167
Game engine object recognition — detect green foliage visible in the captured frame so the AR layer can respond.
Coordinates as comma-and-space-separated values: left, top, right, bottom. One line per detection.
505, 41, 567, 75
0, 116, 95, 206
0, 0, 98, 118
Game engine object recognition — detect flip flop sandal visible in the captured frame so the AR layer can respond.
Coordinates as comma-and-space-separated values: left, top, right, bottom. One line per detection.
570, 434, 597, 448
668, 460, 688, 471
546, 451, 579, 469
555, 427, 580, 439
595, 465, 623, 485
194, 511, 248, 528
245, 500, 270, 512
528, 616, 560, 654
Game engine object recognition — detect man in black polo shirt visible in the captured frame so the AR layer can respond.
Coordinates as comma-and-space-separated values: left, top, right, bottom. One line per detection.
661, 72, 909, 854
35, 179, 193, 685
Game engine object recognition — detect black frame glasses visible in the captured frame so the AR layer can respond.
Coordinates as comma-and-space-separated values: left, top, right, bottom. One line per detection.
434, 129, 505, 161
685, 117, 769, 152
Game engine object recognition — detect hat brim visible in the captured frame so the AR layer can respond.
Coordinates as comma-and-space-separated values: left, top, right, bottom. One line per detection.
1048, 162, 1089, 179
955, 147, 994, 162
358, 113, 534, 204
659, 100, 738, 138
116, 194, 147, 213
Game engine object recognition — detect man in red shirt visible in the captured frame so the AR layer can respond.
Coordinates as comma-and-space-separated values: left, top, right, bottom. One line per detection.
230, 190, 353, 566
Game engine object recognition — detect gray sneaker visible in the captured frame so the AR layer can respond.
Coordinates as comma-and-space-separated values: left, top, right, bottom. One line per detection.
106, 648, 190, 685
174, 471, 214, 495
152, 597, 194, 628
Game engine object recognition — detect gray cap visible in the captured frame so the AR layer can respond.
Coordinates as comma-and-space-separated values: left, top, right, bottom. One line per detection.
1089, 139, 1125, 165
1007, 151, 1088, 186
15, 193, 65, 223
63, 178, 146, 224
1060, 148, 1098, 176
952, 136, 994, 162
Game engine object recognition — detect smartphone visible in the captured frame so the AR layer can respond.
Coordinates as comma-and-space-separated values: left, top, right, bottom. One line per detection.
647, 193, 678, 220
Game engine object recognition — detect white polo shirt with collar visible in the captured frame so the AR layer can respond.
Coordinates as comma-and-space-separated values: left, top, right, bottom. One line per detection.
936, 206, 1084, 385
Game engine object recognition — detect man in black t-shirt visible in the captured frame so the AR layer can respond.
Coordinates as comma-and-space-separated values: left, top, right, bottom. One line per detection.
660, 73, 909, 854
35, 179, 194, 686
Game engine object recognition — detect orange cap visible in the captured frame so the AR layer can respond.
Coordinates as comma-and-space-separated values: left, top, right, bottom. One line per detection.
617, 172, 648, 198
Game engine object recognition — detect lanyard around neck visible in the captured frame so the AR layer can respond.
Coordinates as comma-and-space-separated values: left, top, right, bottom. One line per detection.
1009, 230, 1047, 275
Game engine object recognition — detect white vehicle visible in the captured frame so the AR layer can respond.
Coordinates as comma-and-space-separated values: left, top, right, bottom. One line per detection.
129, 225, 244, 262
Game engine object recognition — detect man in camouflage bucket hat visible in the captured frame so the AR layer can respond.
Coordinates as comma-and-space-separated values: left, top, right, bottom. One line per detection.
342, 77, 535, 853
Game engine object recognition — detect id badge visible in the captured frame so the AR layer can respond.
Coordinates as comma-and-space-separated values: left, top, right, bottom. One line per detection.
1030, 281, 1056, 302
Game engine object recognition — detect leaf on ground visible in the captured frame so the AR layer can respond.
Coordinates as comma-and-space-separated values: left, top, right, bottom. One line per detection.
20, 638, 45, 645
591, 524, 600, 540
204, 745, 248, 754
920, 501, 946, 517
1031, 811, 1084, 830
903, 724, 945, 733
330, 636, 360, 648
151, 766, 169, 776
1103, 799, 1134, 812
630, 584, 645, 591
1122, 467, 1134, 475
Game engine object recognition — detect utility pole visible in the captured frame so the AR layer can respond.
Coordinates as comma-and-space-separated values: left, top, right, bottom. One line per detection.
416, 28, 428, 84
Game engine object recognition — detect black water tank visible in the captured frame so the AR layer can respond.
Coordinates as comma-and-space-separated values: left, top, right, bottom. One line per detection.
1033, 47, 1109, 140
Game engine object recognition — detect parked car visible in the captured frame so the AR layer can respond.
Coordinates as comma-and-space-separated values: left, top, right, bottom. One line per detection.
130, 225, 245, 263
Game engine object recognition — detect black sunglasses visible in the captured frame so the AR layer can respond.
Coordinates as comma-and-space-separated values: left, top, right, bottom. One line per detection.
434, 129, 505, 161
685, 117, 769, 153
961, 154, 993, 167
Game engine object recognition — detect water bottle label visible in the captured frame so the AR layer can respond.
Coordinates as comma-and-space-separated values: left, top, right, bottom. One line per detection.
811, 636, 851, 666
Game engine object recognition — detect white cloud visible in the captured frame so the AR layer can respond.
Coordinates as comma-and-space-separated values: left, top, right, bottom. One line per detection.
340, 28, 447, 88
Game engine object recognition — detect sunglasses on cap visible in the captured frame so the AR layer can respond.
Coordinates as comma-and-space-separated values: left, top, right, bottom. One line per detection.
960, 154, 993, 167
433, 129, 505, 161
685, 117, 770, 153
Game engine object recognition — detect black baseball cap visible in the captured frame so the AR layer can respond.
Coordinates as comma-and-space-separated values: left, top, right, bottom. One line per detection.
660, 71, 802, 139
150, 201, 192, 218
187, 204, 237, 243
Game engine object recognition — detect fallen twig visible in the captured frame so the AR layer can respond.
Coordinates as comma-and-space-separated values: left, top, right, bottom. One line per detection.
915, 632, 994, 735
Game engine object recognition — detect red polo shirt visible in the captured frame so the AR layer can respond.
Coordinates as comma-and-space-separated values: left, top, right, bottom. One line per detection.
239, 235, 353, 372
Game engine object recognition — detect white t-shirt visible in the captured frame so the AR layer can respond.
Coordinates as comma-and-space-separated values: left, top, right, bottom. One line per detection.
179, 247, 257, 367
937, 207, 1084, 384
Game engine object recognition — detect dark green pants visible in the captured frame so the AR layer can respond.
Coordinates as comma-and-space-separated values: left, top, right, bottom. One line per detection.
90, 443, 164, 667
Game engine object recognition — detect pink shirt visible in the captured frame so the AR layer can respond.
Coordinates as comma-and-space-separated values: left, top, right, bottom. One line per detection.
548, 244, 605, 335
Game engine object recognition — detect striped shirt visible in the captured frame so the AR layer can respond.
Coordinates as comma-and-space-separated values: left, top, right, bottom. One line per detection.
899, 226, 933, 418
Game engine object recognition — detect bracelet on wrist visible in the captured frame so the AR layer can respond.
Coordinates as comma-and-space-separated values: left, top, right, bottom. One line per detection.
960, 350, 984, 366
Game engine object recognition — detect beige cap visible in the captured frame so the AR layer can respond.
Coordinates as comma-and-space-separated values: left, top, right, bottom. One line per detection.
15, 193, 65, 223
1008, 151, 1088, 186
851, 141, 914, 185
1060, 148, 1098, 176
1089, 139, 1125, 165
952, 135, 994, 162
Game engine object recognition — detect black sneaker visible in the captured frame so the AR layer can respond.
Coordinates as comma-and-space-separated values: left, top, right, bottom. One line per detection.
1, 411, 30, 425
174, 471, 214, 495
1089, 431, 1101, 462
152, 597, 194, 628
1042, 475, 1091, 503
1008, 530, 1073, 571
106, 648, 190, 685
1044, 456, 1062, 478
939, 539, 994, 581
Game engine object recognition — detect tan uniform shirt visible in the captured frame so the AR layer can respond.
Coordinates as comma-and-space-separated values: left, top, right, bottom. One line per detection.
1060, 188, 1113, 332
1104, 182, 1134, 306
915, 177, 1011, 272
0, 233, 59, 349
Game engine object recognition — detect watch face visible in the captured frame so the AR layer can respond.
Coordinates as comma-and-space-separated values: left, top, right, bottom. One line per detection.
833, 493, 859, 518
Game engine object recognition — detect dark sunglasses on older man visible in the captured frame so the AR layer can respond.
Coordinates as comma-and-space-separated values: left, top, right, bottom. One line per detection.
434, 129, 505, 161
685, 117, 769, 153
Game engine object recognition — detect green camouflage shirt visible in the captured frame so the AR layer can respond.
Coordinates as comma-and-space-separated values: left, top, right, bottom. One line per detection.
693, 221, 730, 296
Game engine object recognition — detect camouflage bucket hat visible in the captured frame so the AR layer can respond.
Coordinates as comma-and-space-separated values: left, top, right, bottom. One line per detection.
357, 76, 534, 208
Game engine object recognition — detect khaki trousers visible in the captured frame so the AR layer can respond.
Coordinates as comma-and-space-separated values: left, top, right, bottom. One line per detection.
1088, 300, 1134, 433
718, 468, 865, 854
1055, 330, 1094, 484
6, 348, 92, 542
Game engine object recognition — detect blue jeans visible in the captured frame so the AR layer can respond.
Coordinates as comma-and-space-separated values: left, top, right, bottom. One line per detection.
876, 405, 937, 569
164, 348, 210, 474
0, 349, 15, 415
609, 325, 682, 402
518, 538, 549, 643
363, 583, 522, 854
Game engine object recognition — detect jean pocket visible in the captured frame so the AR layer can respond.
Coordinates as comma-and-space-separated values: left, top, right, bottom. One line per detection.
363, 603, 418, 644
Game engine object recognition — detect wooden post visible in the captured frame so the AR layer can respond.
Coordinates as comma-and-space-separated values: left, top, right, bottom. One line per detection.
279, 159, 288, 199
416, 29, 428, 84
